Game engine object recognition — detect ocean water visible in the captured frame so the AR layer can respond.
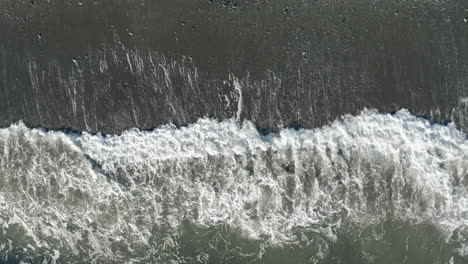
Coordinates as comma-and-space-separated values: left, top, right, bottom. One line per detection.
0, 109, 467, 263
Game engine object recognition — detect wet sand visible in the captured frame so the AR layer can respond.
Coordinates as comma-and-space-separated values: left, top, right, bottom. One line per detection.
0, 0, 467, 133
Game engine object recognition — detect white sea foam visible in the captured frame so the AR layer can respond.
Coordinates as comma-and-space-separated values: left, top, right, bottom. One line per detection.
0, 109, 467, 262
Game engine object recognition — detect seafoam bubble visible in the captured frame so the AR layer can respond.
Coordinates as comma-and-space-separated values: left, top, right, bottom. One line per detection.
0, 109, 467, 263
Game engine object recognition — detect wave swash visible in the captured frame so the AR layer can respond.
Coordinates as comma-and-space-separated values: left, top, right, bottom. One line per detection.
0, 109, 467, 264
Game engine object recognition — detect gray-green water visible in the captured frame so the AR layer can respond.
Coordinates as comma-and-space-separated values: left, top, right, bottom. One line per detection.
0, 110, 467, 263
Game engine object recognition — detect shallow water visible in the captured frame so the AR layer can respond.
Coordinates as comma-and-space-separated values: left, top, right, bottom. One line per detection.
0, 109, 467, 263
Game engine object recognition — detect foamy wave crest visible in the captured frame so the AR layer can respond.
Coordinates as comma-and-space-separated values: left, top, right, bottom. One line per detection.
0, 109, 467, 263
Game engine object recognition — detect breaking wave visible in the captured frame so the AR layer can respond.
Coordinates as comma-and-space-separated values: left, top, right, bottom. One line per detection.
0, 109, 467, 263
